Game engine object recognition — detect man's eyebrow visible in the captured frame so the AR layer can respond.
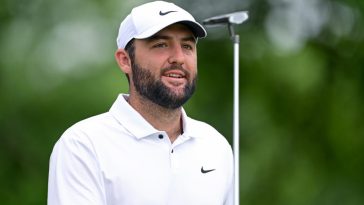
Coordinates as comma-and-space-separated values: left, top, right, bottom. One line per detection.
182, 36, 197, 43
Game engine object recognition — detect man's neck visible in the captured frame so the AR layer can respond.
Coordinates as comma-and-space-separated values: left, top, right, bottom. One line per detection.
127, 94, 183, 143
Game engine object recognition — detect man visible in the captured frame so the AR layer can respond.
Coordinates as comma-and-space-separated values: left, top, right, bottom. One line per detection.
48, 1, 233, 205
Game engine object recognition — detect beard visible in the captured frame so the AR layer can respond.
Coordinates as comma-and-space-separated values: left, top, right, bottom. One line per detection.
131, 62, 196, 109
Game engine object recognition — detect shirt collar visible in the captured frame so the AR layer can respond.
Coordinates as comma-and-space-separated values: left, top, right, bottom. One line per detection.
180, 108, 199, 139
109, 94, 200, 139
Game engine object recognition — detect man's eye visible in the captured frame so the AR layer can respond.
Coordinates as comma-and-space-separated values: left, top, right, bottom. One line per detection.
153, 43, 167, 48
183, 44, 193, 50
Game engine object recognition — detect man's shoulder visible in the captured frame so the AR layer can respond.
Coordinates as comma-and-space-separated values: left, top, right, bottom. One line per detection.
187, 117, 219, 133
72, 112, 113, 129
186, 117, 229, 143
60, 112, 115, 140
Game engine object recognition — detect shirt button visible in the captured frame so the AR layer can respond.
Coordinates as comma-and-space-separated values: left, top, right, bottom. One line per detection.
158, 134, 164, 139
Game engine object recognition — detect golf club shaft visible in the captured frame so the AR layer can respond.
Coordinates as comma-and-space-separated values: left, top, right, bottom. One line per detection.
233, 35, 240, 205
202, 12, 248, 205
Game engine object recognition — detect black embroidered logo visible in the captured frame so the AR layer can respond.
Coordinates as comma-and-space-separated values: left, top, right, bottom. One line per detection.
159, 10, 177, 16
201, 166, 216, 174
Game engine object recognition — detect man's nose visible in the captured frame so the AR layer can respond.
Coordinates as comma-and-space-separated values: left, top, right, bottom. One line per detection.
168, 45, 185, 65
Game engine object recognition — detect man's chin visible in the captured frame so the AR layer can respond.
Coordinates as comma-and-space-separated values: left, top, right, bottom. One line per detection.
168, 89, 187, 99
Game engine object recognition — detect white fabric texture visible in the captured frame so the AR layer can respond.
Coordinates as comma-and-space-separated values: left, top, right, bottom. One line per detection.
48, 94, 233, 205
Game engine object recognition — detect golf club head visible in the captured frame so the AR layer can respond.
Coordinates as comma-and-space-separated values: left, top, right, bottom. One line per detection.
203, 11, 249, 27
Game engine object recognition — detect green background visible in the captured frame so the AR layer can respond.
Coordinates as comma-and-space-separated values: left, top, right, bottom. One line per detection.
1, 0, 363, 204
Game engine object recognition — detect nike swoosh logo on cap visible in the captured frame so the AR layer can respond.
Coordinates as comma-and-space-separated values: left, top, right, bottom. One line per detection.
201, 166, 216, 174
159, 10, 177, 16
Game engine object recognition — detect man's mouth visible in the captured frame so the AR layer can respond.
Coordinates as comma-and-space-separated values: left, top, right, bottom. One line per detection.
163, 68, 188, 78
164, 72, 185, 79
161, 69, 188, 86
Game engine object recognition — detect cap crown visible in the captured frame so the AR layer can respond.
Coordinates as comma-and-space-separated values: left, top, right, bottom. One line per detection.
116, 1, 206, 49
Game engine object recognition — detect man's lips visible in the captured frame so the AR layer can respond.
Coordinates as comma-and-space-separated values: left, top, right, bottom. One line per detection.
163, 70, 186, 79
161, 68, 189, 86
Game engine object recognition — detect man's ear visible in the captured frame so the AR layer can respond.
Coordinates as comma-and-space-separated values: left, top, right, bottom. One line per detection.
115, 48, 132, 74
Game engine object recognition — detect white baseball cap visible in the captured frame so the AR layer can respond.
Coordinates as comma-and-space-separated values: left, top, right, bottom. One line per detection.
116, 1, 207, 49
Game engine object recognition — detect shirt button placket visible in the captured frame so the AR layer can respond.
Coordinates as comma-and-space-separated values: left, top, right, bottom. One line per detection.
170, 146, 180, 173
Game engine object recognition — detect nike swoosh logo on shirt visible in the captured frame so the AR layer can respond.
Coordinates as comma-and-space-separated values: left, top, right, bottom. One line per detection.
159, 10, 177, 16
201, 166, 216, 174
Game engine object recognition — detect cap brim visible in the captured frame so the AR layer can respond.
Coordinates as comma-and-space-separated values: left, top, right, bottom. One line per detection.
179, 20, 207, 38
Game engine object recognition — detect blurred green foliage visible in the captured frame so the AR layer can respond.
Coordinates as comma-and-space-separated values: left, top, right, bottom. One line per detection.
1, 0, 364, 204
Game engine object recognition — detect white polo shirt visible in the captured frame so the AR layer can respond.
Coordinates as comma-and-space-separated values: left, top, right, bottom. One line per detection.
48, 94, 233, 205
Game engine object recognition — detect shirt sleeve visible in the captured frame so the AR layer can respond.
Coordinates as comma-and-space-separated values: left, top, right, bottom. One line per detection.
47, 129, 105, 205
223, 182, 234, 205
224, 144, 234, 205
